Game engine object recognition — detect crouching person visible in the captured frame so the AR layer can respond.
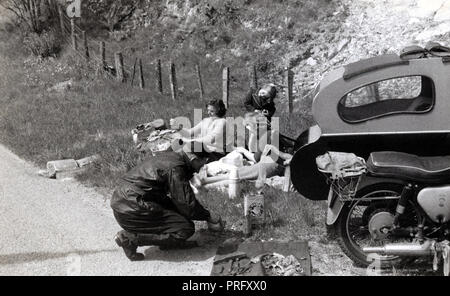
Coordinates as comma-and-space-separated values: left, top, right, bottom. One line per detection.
110, 151, 224, 261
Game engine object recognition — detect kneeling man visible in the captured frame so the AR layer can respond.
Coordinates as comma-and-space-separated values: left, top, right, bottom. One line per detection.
111, 151, 224, 261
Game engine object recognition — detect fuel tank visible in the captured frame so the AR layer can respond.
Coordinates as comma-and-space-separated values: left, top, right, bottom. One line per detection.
417, 186, 450, 223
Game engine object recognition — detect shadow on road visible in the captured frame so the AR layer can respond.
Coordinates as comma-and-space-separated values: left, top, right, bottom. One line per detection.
141, 229, 243, 263
0, 249, 117, 265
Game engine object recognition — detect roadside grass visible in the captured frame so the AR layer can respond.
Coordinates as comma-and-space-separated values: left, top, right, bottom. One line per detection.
0, 22, 312, 186
195, 182, 328, 241
0, 7, 325, 242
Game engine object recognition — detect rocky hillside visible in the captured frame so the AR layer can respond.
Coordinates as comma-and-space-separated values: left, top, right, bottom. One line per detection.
80, 0, 343, 109
80, 0, 450, 114
288, 0, 450, 111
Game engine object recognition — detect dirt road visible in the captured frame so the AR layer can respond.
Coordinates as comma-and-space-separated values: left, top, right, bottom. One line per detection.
0, 143, 221, 275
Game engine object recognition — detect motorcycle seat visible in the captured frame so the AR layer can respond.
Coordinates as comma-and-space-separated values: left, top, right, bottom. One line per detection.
367, 151, 450, 183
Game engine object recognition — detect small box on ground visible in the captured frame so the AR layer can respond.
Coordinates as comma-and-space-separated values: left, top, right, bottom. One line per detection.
244, 193, 265, 224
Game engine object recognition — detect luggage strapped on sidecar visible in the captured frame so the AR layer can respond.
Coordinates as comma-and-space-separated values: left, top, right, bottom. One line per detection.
316, 152, 367, 201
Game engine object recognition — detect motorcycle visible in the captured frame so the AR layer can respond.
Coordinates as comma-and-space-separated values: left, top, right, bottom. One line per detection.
316, 151, 450, 274
287, 45, 450, 275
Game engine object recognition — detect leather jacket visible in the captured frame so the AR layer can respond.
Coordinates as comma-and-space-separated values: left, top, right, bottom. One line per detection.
110, 151, 210, 221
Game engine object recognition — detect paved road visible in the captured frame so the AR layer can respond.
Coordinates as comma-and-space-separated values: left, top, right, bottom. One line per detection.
0, 144, 217, 275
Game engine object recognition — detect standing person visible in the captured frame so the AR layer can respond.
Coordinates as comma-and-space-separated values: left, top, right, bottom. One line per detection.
111, 151, 224, 261
244, 84, 277, 122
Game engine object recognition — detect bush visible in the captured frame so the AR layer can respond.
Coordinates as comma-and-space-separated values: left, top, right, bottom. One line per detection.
23, 29, 61, 58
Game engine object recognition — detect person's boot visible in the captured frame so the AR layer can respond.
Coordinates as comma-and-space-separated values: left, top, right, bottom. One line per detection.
114, 230, 145, 261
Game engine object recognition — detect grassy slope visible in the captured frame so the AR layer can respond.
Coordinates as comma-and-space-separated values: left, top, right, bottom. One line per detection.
0, 1, 334, 240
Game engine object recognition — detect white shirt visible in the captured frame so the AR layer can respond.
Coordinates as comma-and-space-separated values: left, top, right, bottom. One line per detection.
187, 117, 232, 152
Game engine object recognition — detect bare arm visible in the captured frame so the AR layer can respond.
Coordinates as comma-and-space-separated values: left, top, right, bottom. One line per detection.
233, 146, 257, 163
186, 121, 202, 136
171, 120, 201, 139
262, 144, 292, 164
167, 166, 210, 221
244, 88, 256, 111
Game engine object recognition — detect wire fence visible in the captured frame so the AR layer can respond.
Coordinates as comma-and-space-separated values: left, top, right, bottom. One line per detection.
53, 1, 298, 112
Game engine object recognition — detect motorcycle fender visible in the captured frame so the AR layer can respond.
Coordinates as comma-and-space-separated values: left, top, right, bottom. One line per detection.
325, 175, 406, 225
326, 188, 344, 225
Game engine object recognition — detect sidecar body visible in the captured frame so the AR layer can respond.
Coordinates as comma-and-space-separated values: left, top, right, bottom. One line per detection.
291, 53, 450, 201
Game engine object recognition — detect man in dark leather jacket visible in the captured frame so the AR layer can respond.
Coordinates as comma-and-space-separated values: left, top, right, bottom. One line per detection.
111, 151, 224, 261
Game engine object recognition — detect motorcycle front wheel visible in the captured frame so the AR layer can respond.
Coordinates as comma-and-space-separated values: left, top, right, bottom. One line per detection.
335, 182, 417, 268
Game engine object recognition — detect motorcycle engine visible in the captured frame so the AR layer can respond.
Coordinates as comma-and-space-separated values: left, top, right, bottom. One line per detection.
417, 186, 450, 223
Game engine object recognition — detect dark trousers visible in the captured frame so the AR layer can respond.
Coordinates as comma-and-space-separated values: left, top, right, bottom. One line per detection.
113, 208, 195, 241
184, 141, 225, 168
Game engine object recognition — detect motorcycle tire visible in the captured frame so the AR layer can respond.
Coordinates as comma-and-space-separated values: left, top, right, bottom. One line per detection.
334, 182, 416, 269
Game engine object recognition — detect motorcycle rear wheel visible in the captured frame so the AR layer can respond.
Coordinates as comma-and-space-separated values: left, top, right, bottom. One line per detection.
335, 183, 417, 268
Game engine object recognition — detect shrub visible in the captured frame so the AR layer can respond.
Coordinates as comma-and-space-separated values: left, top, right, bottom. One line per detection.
23, 29, 61, 58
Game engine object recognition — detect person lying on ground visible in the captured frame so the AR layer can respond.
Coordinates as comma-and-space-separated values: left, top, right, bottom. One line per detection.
192, 110, 294, 187
110, 150, 224, 261
194, 144, 293, 187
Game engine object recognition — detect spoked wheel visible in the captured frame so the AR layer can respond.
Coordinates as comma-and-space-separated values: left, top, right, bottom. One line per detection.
335, 183, 418, 268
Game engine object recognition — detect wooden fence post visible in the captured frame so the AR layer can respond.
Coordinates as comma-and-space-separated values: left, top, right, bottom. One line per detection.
46, 0, 52, 15
156, 59, 163, 94
287, 69, 294, 113
131, 57, 137, 86
283, 165, 291, 192
222, 67, 229, 108
169, 61, 177, 101
374, 85, 380, 101
57, 5, 65, 36
250, 64, 258, 89
114, 52, 125, 83
47, 0, 54, 12
70, 18, 77, 51
100, 41, 106, 69
44, 0, 50, 18
36, 1, 41, 31
82, 31, 89, 59
138, 59, 145, 89
367, 84, 380, 101
195, 64, 204, 101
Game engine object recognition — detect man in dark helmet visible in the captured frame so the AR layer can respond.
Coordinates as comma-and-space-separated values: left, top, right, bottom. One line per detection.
111, 150, 224, 261
244, 83, 277, 122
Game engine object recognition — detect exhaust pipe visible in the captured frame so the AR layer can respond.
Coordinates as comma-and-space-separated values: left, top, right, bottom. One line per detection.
362, 240, 434, 256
